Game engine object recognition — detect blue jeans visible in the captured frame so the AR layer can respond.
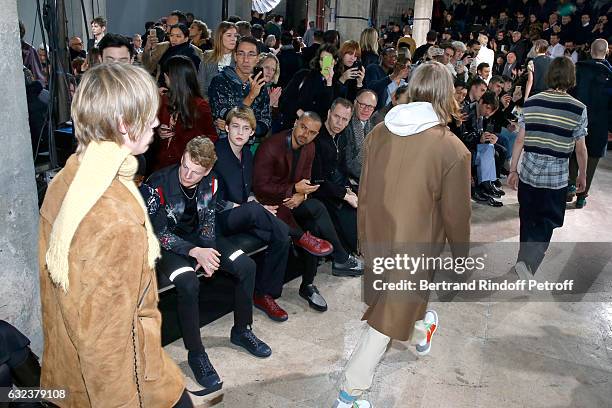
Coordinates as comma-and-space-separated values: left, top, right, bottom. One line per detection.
497, 127, 517, 160
475, 143, 497, 183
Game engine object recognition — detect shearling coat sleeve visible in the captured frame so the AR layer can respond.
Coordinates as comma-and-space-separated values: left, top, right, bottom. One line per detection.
440, 150, 472, 258
74, 222, 146, 407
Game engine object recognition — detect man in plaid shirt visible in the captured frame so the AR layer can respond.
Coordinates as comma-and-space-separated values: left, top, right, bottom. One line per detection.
508, 56, 588, 279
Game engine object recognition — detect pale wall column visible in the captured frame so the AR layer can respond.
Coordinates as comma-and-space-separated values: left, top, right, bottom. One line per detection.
332, 0, 371, 46
0, 0, 43, 354
412, 0, 433, 47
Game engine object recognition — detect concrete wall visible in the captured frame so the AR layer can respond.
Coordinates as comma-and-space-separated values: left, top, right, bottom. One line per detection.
333, 0, 371, 45
1, 0, 43, 354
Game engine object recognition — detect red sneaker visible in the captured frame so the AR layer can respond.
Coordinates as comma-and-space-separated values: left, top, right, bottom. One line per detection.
294, 231, 334, 257
253, 294, 288, 322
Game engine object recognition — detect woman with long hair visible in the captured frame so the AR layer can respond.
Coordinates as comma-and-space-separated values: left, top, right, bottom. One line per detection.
198, 21, 237, 99
333, 62, 471, 408
359, 27, 380, 67
335, 40, 366, 101
152, 55, 217, 172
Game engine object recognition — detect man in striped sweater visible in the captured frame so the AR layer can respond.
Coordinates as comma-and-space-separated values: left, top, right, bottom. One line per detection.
508, 56, 588, 279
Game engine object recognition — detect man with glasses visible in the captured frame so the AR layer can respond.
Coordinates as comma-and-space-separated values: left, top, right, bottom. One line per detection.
209, 36, 271, 141
69, 36, 86, 61
345, 90, 378, 187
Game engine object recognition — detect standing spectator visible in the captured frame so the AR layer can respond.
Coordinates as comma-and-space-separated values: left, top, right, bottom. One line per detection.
525, 39, 552, 99
303, 21, 316, 47
251, 24, 270, 53
359, 27, 380, 67
333, 61, 470, 408
276, 31, 303, 88
568, 39, 612, 208
559, 15, 576, 44
208, 36, 271, 140
250, 10, 266, 27
508, 57, 589, 278
150, 56, 216, 172
19, 21, 46, 87
69, 36, 86, 61
302, 30, 324, 66
197, 21, 237, 99
189, 20, 212, 51
279, 44, 338, 128
97, 33, 135, 64
87, 16, 106, 49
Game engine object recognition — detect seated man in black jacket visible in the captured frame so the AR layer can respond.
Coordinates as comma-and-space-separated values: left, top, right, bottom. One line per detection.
141, 137, 271, 394
454, 91, 505, 207
312, 98, 362, 270
213, 107, 294, 322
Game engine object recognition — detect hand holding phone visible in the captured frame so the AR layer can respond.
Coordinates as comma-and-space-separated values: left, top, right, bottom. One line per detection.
321, 55, 334, 77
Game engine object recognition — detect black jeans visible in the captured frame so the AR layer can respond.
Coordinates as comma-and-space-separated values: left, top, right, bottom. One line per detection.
158, 240, 256, 352
218, 201, 290, 298
319, 198, 358, 255
292, 198, 350, 264
517, 180, 567, 273
568, 152, 600, 198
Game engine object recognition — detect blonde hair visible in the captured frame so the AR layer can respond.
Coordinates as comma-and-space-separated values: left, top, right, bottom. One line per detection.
226, 106, 257, 130
71, 63, 159, 155
206, 21, 236, 63
407, 61, 461, 125
185, 136, 217, 169
257, 52, 280, 84
359, 27, 379, 54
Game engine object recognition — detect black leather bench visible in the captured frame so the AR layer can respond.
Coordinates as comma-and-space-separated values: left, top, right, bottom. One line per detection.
158, 233, 306, 346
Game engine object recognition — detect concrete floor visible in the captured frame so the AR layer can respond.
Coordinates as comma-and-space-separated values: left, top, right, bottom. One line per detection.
165, 156, 612, 408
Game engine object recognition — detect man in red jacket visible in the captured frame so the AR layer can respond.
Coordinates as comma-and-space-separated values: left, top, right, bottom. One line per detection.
253, 112, 365, 310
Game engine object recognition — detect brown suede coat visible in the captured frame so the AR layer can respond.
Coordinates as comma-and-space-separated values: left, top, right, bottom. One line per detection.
359, 124, 471, 341
38, 155, 184, 407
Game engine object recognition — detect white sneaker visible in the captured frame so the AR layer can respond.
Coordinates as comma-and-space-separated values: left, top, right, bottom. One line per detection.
332, 391, 372, 408
415, 310, 438, 356
514, 261, 534, 281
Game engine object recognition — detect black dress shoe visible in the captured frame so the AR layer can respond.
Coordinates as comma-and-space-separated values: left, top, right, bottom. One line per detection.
299, 284, 328, 312
493, 179, 502, 188
471, 188, 490, 202
480, 181, 504, 198
485, 196, 503, 207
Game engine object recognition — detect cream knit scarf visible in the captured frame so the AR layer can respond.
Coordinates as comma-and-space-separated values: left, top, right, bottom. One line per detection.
46, 141, 160, 292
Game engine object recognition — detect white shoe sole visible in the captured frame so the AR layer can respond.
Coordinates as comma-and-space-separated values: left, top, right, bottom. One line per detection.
415, 310, 438, 356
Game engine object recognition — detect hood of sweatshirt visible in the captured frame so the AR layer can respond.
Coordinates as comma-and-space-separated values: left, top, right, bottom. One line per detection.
384, 102, 441, 136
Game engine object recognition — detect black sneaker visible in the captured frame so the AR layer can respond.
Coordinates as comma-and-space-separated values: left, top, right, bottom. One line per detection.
187, 350, 223, 394
299, 284, 328, 312
332, 255, 364, 277
230, 326, 272, 358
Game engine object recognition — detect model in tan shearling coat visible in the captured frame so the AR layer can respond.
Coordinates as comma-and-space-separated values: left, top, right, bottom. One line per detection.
38, 155, 185, 407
